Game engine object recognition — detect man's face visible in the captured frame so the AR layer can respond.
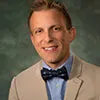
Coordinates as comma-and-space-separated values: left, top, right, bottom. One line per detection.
29, 9, 76, 68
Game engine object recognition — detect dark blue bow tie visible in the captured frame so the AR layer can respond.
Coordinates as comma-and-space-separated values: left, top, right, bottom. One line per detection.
41, 66, 69, 82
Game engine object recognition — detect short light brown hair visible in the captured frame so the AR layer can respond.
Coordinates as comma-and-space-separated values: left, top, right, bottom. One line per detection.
28, 0, 72, 30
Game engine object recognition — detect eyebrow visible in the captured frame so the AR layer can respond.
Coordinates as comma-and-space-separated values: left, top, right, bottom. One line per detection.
49, 25, 62, 30
32, 27, 42, 32
49, 25, 56, 29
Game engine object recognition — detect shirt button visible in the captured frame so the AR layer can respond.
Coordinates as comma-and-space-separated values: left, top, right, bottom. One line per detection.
56, 84, 60, 88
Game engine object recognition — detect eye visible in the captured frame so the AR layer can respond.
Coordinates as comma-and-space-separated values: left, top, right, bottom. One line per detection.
34, 28, 43, 34
53, 26, 61, 31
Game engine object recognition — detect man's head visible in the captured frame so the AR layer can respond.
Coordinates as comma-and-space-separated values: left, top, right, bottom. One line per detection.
28, 0, 76, 68
28, 0, 72, 30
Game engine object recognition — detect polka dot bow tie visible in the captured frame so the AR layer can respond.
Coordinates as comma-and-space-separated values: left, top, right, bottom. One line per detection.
41, 66, 69, 82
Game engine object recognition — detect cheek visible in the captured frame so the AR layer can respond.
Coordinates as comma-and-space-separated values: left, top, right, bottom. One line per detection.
32, 36, 42, 45
34, 41, 41, 49
33, 43, 41, 53
55, 32, 64, 40
63, 33, 71, 43
56, 32, 68, 43
31, 38, 40, 51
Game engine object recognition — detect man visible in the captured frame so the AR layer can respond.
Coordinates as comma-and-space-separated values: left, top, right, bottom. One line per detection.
8, 0, 100, 100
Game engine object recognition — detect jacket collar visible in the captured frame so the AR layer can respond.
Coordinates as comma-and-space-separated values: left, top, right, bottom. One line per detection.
64, 55, 83, 100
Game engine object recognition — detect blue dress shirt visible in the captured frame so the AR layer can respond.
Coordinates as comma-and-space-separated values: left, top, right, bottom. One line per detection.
42, 56, 73, 100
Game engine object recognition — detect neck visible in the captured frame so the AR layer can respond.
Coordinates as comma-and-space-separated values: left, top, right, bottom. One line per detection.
44, 53, 70, 69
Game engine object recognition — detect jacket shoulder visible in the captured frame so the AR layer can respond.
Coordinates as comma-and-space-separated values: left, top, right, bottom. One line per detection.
9, 60, 45, 100
80, 58, 100, 72
15, 60, 42, 80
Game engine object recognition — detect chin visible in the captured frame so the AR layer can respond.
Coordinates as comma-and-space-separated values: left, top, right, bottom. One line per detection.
44, 58, 63, 64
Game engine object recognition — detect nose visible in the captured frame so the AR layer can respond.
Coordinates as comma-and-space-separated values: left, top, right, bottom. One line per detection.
44, 31, 53, 43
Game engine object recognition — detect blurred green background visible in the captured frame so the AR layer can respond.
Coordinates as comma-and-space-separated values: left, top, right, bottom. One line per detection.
0, 0, 100, 99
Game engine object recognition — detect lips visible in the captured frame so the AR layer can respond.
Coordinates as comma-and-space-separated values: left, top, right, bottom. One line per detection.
43, 46, 58, 51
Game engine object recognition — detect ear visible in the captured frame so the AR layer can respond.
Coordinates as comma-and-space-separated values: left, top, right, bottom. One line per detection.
68, 27, 76, 43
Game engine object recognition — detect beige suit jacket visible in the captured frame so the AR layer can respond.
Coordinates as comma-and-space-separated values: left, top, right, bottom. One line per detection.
8, 56, 100, 100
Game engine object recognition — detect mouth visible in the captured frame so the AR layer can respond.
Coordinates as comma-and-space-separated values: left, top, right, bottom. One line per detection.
43, 46, 58, 51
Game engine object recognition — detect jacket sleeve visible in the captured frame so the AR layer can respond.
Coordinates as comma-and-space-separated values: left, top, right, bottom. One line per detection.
8, 77, 19, 100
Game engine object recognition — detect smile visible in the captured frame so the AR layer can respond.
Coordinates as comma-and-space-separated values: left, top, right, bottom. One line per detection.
43, 46, 58, 51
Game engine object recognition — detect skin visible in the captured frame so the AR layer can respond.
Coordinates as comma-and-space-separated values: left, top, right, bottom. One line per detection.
29, 9, 76, 69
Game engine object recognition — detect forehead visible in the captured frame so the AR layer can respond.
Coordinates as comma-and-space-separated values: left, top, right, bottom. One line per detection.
29, 9, 66, 30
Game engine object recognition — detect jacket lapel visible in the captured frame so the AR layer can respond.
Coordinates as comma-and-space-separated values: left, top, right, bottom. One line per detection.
64, 56, 83, 100
32, 60, 48, 100
64, 78, 83, 100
